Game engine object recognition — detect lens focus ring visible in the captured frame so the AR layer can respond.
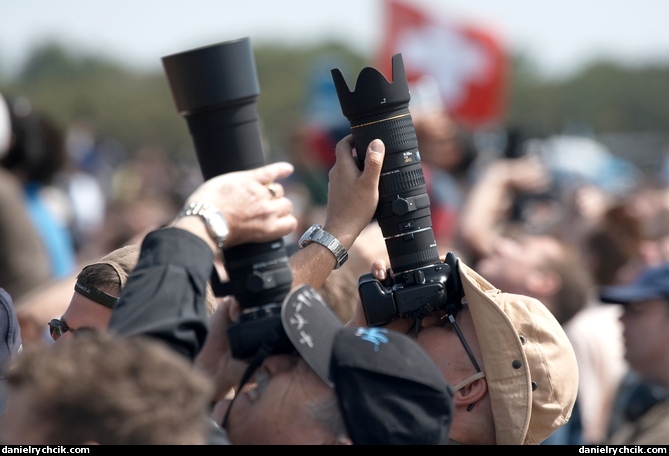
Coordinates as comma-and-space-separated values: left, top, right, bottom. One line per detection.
352, 113, 417, 155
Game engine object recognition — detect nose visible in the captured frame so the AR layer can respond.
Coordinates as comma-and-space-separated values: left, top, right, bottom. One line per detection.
619, 307, 633, 325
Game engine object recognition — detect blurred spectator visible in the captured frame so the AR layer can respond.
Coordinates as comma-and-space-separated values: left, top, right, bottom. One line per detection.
0, 92, 52, 301
455, 134, 653, 445
0, 332, 215, 445
457, 155, 591, 323
412, 106, 478, 253
73, 143, 186, 259
1, 96, 77, 280
600, 264, 669, 445
559, 204, 644, 444
56, 165, 106, 255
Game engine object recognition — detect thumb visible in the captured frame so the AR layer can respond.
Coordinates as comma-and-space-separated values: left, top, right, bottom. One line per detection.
362, 139, 384, 184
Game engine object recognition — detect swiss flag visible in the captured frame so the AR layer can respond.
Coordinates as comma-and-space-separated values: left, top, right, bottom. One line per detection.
377, 0, 508, 127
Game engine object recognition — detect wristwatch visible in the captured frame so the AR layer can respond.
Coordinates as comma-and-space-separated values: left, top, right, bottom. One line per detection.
298, 224, 348, 269
177, 202, 229, 250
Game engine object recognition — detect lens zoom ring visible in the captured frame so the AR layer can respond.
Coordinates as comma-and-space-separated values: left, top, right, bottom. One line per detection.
380, 168, 426, 195
391, 248, 440, 271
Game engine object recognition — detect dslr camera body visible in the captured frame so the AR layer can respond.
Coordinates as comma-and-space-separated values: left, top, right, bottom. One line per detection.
331, 54, 463, 327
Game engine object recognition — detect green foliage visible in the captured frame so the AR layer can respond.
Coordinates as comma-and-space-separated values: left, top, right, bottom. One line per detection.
0, 41, 365, 163
506, 58, 669, 136
3, 41, 669, 167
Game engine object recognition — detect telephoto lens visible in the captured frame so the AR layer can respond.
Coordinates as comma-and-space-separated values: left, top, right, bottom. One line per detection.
331, 53, 439, 275
331, 55, 463, 328
163, 37, 293, 360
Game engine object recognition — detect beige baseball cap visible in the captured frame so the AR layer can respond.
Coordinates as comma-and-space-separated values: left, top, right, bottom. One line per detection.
458, 259, 579, 445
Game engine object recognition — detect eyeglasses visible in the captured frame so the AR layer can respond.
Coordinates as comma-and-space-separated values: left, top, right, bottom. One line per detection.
48, 319, 70, 341
409, 304, 482, 375
442, 309, 482, 375
48, 319, 72, 341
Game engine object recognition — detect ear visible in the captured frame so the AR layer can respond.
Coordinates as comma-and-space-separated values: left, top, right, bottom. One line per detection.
454, 377, 488, 410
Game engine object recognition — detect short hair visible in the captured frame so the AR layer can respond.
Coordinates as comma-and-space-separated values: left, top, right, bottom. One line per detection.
5, 332, 214, 444
76, 262, 124, 298
543, 243, 593, 325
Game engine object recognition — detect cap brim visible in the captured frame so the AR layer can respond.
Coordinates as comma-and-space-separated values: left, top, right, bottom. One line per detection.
599, 284, 660, 305
281, 284, 343, 387
98, 244, 140, 288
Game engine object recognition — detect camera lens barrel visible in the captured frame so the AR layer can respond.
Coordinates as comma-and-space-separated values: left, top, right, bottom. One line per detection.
162, 37, 265, 180
331, 54, 439, 275
162, 37, 293, 360
162, 37, 260, 115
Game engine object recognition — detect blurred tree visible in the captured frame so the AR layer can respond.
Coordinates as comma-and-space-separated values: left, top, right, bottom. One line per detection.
2, 40, 669, 172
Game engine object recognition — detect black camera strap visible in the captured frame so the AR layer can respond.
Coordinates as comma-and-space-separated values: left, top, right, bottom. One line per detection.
220, 326, 290, 430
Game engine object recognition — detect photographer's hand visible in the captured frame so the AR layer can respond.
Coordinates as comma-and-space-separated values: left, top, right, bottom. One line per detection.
290, 136, 385, 288
195, 295, 248, 402
175, 162, 298, 251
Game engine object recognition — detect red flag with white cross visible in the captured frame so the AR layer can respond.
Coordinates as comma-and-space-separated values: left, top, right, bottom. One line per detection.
376, 0, 508, 127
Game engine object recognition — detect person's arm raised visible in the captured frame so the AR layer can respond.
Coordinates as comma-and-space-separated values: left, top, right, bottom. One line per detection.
290, 136, 385, 288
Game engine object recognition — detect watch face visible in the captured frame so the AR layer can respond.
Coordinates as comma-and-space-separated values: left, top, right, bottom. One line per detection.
300, 225, 319, 246
208, 211, 229, 239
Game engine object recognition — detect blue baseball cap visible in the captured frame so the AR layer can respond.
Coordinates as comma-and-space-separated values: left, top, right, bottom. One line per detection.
599, 263, 669, 305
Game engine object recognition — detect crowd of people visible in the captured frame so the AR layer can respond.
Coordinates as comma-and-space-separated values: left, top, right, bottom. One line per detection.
0, 66, 668, 445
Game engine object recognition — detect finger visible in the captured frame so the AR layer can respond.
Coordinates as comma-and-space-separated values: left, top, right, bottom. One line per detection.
252, 162, 294, 184
371, 258, 388, 280
228, 297, 241, 324
334, 135, 358, 166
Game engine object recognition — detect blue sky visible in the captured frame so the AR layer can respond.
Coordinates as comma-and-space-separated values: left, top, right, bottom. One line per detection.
2, 0, 669, 79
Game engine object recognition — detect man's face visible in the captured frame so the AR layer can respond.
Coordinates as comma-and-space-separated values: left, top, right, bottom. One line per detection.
619, 298, 669, 378
384, 308, 482, 388
223, 353, 337, 444
475, 235, 561, 296
53, 293, 113, 344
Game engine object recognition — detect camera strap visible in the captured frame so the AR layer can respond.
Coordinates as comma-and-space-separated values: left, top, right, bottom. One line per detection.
220, 327, 289, 430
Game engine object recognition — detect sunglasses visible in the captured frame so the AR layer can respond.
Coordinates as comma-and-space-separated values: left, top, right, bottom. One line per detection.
48, 318, 98, 342
48, 319, 72, 341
